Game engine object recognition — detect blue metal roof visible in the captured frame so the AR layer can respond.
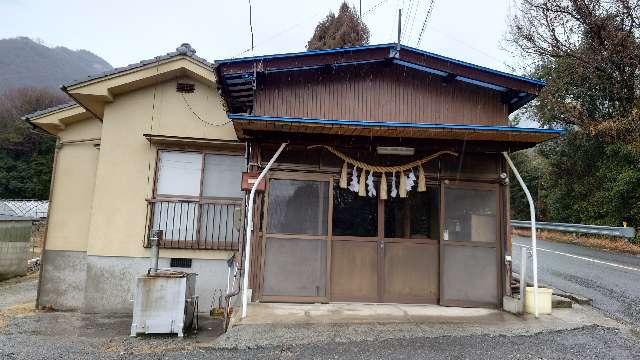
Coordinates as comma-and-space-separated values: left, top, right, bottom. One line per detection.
215, 43, 545, 87
228, 114, 564, 135
215, 43, 393, 64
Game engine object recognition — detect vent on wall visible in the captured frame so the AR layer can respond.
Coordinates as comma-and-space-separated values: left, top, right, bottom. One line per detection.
176, 82, 195, 93
170, 258, 192, 268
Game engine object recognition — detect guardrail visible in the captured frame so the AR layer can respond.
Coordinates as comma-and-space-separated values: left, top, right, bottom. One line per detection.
511, 220, 636, 239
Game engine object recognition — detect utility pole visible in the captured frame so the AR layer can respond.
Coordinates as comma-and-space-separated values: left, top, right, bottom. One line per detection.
359, 0, 362, 18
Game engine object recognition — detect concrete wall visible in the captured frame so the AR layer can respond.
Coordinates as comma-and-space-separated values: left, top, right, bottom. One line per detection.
84, 255, 231, 313
38, 250, 87, 309
0, 242, 29, 280
0, 219, 32, 280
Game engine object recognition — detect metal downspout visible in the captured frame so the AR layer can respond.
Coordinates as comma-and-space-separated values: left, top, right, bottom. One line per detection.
241, 142, 287, 318
503, 152, 539, 317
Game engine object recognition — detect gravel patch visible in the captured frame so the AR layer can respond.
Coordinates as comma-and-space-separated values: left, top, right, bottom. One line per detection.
2, 319, 638, 359
0, 273, 38, 309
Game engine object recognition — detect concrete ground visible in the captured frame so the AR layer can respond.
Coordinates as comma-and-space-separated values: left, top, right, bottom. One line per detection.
215, 302, 622, 349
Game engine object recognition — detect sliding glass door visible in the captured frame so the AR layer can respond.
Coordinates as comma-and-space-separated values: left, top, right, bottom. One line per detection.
260, 173, 331, 302
440, 182, 500, 307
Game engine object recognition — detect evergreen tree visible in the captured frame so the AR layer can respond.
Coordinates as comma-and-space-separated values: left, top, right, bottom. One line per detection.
307, 2, 370, 50
0, 87, 67, 199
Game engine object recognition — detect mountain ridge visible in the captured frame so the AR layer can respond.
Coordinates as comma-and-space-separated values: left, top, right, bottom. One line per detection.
0, 37, 112, 93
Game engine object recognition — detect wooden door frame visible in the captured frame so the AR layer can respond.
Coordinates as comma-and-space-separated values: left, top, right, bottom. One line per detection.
258, 171, 333, 303
257, 171, 446, 305
439, 180, 503, 308
379, 186, 440, 304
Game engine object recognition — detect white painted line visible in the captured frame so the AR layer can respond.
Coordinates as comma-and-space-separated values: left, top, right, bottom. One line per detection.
513, 243, 640, 273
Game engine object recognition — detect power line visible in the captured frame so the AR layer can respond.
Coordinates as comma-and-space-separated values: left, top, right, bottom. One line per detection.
401, 0, 413, 41
233, 0, 392, 58
415, 0, 435, 47
363, 0, 392, 16
404, 0, 420, 43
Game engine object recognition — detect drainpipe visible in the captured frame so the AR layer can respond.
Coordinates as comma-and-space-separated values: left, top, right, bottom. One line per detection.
242, 142, 287, 318
502, 152, 538, 318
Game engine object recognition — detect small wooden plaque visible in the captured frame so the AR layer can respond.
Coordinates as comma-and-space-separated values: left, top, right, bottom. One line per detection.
241, 172, 266, 192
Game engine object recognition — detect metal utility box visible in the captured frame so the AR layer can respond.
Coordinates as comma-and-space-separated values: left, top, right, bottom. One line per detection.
130, 271, 197, 337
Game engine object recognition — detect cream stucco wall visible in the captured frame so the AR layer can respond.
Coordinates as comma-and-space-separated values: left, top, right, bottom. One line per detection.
86, 76, 238, 259
45, 118, 102, 251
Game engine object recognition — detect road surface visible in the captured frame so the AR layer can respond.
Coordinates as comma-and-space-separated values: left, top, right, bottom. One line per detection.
512, 236, 640, 326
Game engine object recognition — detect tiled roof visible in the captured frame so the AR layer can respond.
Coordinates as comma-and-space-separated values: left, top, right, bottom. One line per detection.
62, 43, 215, 88
22, 101, 78, 120
24, 43, 214, 121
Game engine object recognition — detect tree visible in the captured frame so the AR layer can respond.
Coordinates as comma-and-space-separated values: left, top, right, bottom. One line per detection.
507, 0, 640, 227
509, 150, 547, 221
0, 87, 67, 199
509, 0, 640, 149
307, 2, 370, 50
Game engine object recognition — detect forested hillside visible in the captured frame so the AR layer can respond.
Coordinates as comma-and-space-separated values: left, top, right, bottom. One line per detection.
0, 37, 111, 199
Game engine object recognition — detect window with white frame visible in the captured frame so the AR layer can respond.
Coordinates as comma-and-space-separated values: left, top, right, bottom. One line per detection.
150, 150, 245, 249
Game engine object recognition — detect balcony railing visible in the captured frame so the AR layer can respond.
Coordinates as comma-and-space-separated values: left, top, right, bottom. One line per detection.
146, 198, 244, 250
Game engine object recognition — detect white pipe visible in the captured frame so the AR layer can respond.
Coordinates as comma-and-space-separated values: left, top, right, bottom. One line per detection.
226, 265, 231, 294
242, 143, 287, 318
520, 246, 527, 313
503, 152, 538, 318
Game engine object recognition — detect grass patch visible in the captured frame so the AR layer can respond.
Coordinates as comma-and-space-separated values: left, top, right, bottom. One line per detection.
513, 228, 640, 255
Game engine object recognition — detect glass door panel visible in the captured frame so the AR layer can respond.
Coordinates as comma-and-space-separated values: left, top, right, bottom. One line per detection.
382, 186, 440, 304
261, 177, 330, 301
440, 183, 500, 307
384, 189, 439, 239
330, 184, 379, 301
332, 184, 377, 237
262, 237, 327, 297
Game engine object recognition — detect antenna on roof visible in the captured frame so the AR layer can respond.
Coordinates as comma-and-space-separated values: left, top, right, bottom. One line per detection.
248, 0, 254, 53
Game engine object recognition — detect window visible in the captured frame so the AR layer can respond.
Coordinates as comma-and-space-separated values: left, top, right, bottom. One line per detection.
149, 150, 246, 249
443, 188, 497, 243
332, 184, 377, 237
156, 151, 202, 197
267, 179, 329, 236
384, 187, 439, 239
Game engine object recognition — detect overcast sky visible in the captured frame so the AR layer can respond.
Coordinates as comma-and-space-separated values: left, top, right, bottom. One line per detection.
1, 0, 523, 73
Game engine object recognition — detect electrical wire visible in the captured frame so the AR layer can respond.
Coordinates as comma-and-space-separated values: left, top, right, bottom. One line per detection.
415, 0, 435, 47
181, 93, 232, 127
403, 0, 419, 43
363, 0, 391, 16
234, 0, 391, 58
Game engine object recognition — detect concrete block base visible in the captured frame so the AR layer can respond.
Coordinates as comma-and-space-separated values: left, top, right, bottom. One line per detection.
502, 295, 523, 314
39, 250, 231, 313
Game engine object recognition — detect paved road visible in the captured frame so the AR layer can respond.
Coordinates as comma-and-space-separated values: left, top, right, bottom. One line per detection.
512, 236, 640, 326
